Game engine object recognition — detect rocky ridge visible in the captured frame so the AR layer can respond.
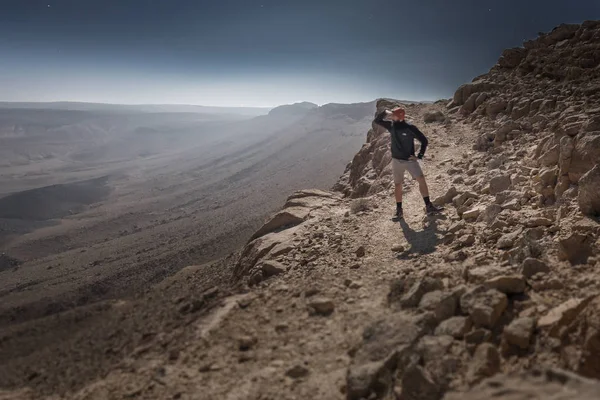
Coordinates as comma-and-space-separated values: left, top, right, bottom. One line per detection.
1, 21, 600, 400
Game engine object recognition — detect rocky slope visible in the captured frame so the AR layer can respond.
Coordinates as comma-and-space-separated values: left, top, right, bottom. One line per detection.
1, 21, 600, 400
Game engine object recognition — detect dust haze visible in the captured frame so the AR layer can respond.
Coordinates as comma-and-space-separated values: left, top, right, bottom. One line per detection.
0, 101, 374, 323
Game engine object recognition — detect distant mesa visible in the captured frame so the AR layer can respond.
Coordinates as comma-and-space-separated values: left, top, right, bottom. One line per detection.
267, 102, 318, 117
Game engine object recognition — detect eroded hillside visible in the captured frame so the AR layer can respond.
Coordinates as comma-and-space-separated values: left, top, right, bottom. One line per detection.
1, 21, 600, 400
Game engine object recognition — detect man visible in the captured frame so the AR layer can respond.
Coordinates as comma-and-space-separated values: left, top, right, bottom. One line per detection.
373, 107, 443, 220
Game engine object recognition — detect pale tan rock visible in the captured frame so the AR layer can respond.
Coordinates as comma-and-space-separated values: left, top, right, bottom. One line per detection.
484, 275, 526, 294
503, 317, 536, 349
460, 286, 508, 328
538, 297, 594, 337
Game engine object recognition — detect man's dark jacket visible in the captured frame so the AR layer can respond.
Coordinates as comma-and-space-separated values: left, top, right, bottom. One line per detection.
374, 111, 429, 161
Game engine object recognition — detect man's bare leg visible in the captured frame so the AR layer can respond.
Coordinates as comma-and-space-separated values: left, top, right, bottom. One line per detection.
395, 183, 403, 202
416, 176, 429, 197
416, 175, 443, 214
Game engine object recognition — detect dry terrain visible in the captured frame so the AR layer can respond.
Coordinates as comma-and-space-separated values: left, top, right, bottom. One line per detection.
2, 21, 600, 400
0, 101, 373, 327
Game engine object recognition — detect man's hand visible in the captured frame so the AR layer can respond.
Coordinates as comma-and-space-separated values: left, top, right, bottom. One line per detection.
408, 155, 418, 161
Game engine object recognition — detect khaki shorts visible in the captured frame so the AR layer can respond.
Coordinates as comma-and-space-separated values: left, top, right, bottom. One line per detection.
392, 158, 424, 184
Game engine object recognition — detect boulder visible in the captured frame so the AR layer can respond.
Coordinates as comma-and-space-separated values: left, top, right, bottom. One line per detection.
539, 144, 560, 167
234, 226, 300, 281
435, 316, 472, 339
250, 207, 310, 241
419, 290, 458, 323
424, 111, 446, 123
486, 99, 508, 119
463, 207, 484, 221
570, 132, 600, 179
466, 343, 501, 385
538, 296, 595, 337
497, 47, 527, 68
503, 317, 536, 349
460, 286, 508, 328
484, 275, 526, 294
460, 93, 480, 115
260, 260, 286, 278
578, 164, 600, 216
346, 314, 430, 400
445, 369, 600, 400
558, 232, 595, 265
562, 295, 600, 378
399, 278, 444, 308
489, 175, 512, 195
433, 186, 459, 206
398, 364, 442, 400
521, 258, 550, 278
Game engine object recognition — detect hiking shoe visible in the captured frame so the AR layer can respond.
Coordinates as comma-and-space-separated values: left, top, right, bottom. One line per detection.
426, 203, 444, 215
393, 208, 404, 221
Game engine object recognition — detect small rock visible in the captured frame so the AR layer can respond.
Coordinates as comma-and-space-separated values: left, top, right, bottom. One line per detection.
484, 275, 526, 294
526, 217, 553, 228
349, 280, 363, 289
521, 258, 550, 278
503, 317, 536, 349
463, 207, 484, 221
453, 191, 478, 207
307, 297, 335, 316
461, 234, 476, 247
286, 364, 309, 378
261, 260, 286, 278
238, 335, 257, 351
435, 316, 472, 339
497, 230, 521, 249
448, 221, 466, 233
237, 296, 254, 309
391, 245, 406, 252
355, 246, 366, 258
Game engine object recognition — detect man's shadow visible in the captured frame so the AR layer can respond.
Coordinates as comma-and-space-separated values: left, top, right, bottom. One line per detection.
396, 214, 446, 259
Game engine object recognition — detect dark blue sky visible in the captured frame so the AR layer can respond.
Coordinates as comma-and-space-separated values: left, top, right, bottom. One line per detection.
1, 0, 599, 106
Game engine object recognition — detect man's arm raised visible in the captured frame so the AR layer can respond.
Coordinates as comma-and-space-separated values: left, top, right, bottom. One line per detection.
373, 110, 393, 131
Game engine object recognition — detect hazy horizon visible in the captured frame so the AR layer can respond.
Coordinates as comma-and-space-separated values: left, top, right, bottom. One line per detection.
2, 0, 599, 107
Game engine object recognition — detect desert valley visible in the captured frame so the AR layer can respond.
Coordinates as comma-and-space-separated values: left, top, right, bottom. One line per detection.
0, 16, 600, 400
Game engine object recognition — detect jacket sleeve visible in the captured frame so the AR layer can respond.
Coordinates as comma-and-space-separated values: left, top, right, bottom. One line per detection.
409, 124, 429, 157
373, 111, 393, 131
